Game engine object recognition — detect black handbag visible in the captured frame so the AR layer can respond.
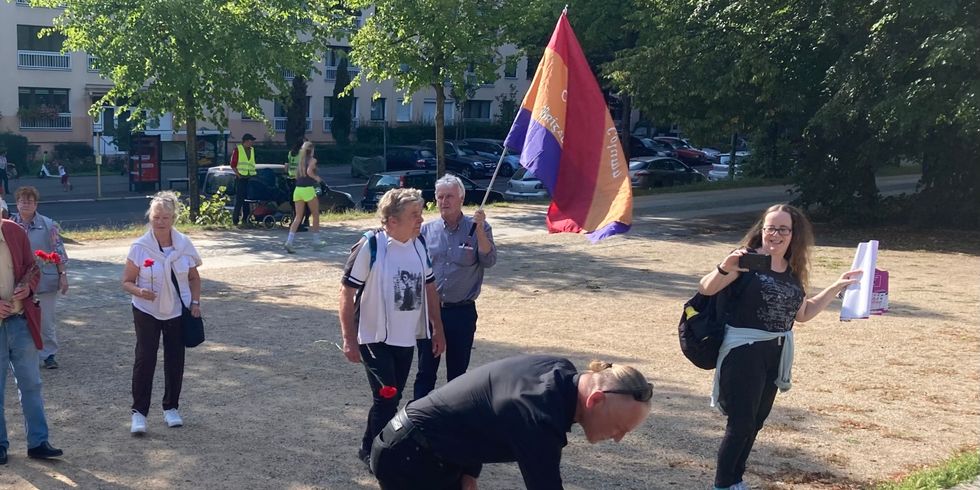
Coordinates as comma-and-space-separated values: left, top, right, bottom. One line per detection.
170, 270, 205, 348
678, 288, 730, 370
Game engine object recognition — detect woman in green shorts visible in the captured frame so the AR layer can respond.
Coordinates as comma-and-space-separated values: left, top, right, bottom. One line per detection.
284, 141, 325, 253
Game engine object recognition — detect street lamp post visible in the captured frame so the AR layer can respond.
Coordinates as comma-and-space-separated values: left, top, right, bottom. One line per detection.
94, 130, 103, 199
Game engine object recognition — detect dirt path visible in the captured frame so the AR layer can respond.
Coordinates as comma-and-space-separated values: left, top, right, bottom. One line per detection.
1, 204, 977, 489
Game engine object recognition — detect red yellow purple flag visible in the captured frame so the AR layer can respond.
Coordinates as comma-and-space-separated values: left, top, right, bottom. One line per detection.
504, 11, 632, 241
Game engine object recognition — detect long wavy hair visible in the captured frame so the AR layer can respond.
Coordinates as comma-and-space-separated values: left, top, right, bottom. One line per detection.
739, 203, 814, 292
297, 141, 314, 179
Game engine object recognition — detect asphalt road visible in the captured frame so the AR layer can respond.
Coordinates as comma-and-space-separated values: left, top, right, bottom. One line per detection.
33, 165, 917, 231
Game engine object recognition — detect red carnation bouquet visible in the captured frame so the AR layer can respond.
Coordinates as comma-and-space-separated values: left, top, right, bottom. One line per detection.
35, 250, 63, 265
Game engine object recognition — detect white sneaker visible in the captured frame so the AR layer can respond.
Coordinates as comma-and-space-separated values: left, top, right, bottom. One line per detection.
163, 408, 183, 428
131, 412, 147, 435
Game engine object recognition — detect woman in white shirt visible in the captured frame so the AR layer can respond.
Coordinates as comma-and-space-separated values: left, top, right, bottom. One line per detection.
120, 191, 202, 435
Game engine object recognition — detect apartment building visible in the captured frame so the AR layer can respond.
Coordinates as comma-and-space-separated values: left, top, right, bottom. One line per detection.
0, 2, 532, 156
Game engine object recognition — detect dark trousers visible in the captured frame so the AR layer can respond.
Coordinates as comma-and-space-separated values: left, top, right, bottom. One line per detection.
0, 170, 8, 194
715, 338, 783, 488
413, 303, 477, 400
232, 176, 251, 224
131, 307, 185, 416
372, 410, 463, 490
360, 342, 414, 454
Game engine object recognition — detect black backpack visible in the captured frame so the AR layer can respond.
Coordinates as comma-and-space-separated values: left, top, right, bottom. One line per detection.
678, 288, 730, 370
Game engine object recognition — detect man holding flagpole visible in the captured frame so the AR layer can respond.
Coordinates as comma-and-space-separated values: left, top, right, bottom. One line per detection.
414, 174, 496, 400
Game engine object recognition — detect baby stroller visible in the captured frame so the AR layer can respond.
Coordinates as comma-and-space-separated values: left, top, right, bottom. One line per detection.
246, 171, 294, 229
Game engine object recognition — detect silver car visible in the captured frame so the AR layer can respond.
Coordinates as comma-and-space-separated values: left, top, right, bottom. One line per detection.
504, 167, 549, 201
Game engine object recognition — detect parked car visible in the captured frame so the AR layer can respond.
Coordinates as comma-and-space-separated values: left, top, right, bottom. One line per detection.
653, 137, 709, 166
420, 140, 497, 179
628, 157, 706, 188
504, 167, 549, 201
385, 145, 437, 172
360, 170, 504, 211
203, 164, 355, 212
461, 138, 522, 177
626, 136, 674, 158
706, 153, 751, 181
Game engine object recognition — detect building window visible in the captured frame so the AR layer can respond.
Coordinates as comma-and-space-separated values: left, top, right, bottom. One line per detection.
324, 96, 358, 121
396, 99, 412, 123
17, 25, 70, 70
422, 100, 455, 125
370, 98, 386, 121
273, 97, 311, 132
504, 56, 519, 79
325, 46, 360, 81
526, 53, 540, 80
463, 100, 491, 120
18, 87, 71, 130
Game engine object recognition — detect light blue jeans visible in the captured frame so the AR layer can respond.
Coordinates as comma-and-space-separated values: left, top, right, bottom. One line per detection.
0, 315, 50, 449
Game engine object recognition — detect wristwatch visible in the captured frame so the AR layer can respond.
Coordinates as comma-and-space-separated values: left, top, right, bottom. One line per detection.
191, 300, 201, 305
59, 271, 67, 275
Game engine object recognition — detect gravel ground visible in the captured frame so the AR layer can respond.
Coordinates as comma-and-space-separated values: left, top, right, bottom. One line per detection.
0, 204, 977, 489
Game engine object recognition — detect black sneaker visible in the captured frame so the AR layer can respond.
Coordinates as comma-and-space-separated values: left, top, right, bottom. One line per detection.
27, 441, 63, 460
357, 448, 372, 474
44, 355, 58, 369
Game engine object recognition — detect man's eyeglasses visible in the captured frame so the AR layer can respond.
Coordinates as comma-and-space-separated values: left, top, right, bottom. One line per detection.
603, 382, 654, 402
762, 226, 793, 236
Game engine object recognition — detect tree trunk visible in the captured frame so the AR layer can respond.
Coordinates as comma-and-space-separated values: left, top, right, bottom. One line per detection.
433, 84, 446, 177
185, 91, 200, 220
620, 94, 632, 161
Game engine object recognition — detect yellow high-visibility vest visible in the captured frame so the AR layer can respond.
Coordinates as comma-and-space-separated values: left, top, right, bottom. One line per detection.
236, 144, 256, 176
287, 152, 299, 178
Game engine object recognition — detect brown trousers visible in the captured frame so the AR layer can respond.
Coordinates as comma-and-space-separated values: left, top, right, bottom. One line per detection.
131, 306, 185, 416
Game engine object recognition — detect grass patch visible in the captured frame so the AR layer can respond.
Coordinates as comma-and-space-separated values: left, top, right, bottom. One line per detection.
62, 208, 381, 242
632, 176, 789, 196
874, 448, 979, 490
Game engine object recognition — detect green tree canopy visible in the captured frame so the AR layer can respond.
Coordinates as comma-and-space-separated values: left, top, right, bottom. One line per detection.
33, 0, 347, 216
343, 0, 505, 175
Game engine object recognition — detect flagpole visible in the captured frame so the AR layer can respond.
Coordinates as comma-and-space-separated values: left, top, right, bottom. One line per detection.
469, 148, 510, 236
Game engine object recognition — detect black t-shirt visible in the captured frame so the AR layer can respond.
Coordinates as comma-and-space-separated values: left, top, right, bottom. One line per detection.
406, 355, 579, 489
727, 268, 805, 332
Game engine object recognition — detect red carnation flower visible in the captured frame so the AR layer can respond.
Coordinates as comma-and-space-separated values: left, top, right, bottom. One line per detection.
49, 252, 62, 265
35, 250, 46, 259
143, 258, 155, 267
378, 386, 398, 399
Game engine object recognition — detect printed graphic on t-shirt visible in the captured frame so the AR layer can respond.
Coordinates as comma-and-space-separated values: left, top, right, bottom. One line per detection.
754, 273, 804, 332
394, 270, 423, 311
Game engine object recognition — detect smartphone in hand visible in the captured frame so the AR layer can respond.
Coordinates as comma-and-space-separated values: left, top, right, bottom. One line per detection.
738, 253, 772, 271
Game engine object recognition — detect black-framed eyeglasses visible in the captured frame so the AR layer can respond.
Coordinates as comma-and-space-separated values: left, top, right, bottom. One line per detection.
762, 226, 793, 236
603, 383, 654, 402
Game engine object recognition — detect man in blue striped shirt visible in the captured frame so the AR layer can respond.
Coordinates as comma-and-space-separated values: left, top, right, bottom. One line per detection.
415, 174, 497, 399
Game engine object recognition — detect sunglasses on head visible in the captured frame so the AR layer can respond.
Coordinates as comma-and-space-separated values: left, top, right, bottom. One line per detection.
602, 382, 654, 402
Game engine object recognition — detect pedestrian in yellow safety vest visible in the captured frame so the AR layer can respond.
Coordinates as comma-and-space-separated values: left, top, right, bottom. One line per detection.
230, 133, 257, 227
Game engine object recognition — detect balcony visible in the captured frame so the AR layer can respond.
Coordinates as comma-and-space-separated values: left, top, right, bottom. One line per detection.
273, 117, 312, 132
20, 113, 72, 130
325, 67, 360, 81
18, 50, 71, 70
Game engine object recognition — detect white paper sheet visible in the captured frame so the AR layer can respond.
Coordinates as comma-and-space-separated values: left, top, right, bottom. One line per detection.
840, 240, 878, 321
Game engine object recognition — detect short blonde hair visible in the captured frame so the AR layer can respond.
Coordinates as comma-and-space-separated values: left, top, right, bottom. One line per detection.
377, 188, 424, 225
146, 191, 181, 220
587, 360, 653, 403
